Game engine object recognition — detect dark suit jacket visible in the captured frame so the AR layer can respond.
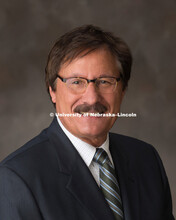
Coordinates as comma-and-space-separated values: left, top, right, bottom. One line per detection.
0, 117, 174, 220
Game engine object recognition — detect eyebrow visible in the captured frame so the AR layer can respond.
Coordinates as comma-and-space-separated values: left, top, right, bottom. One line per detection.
65, 73, 119, 78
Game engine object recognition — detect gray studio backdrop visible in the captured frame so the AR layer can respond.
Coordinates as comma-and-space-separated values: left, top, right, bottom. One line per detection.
0, 0, 176, 216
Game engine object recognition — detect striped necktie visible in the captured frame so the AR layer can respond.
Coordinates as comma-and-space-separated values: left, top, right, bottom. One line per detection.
93, 148, 123, 220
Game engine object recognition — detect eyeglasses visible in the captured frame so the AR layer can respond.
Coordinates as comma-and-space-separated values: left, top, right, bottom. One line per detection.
56, 74, 123, 94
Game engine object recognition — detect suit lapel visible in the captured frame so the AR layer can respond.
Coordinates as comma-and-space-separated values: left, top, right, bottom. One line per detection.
110, 134, 140, 220
47, 118, 115, 220
67, 155, 115, 220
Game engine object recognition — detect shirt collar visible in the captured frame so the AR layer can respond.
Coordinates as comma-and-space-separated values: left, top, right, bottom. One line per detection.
56, 116, 112, 167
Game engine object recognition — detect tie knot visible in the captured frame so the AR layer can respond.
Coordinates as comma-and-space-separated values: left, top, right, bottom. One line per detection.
93, 148, 109, 166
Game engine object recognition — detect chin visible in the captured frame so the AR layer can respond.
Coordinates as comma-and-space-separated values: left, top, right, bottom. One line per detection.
78, 125, 108, 139
79, 117, 114, 131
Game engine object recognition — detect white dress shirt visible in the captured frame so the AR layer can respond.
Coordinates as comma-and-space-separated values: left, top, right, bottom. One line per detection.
56, 116, 114, 186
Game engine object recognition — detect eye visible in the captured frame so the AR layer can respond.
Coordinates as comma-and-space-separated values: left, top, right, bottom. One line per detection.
68, 78, 85, 86
98, 79, 113, 86
99, 80, 110, 84
97, 78, 116, 86
72, 79, 84, 84
72, 80, 81, 84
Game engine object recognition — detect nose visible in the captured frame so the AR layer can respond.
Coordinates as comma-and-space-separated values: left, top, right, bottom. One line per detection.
81, 82, 100, 105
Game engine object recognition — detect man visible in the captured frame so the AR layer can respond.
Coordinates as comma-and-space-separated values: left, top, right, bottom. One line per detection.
0, 25, 174, 220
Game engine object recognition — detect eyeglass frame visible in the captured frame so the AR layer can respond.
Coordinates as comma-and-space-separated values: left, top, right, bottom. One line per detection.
56, 74, 123, 93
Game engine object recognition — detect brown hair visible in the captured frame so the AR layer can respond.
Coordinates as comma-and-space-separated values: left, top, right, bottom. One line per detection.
45, 24, 132, 93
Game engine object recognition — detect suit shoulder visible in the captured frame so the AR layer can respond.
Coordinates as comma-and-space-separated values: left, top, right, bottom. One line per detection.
0, 122, 61, 187
109, 132, 166, 174
109, 132, 155, 153
0, 128, 49, 167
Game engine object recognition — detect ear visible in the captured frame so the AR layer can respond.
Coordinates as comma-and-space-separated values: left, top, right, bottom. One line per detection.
49, 86, 56, 103
122, 89, 126, 99
120, 88, 126, 104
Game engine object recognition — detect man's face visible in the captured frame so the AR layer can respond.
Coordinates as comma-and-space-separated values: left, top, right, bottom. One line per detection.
50, 48, 125, 146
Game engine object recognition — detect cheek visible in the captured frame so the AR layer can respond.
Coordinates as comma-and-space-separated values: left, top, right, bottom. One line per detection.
105, 93, 123, 112
56, 92, 81, 113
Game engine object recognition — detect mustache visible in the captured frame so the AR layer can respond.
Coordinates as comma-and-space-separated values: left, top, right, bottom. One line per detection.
74, 102, 108, 114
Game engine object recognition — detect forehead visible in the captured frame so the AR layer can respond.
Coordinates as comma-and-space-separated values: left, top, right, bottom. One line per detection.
60, 48, 121, 76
